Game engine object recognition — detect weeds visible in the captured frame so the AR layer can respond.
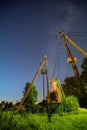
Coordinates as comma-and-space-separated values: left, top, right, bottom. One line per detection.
0, 110, 87, 130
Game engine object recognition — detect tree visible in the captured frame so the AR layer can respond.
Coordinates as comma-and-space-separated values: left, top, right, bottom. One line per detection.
81, 58, 87, 94
62, 58, 87, 97
62, 76, 80, 97
0, 101, 5, 111
23, 82, 38, 108
4, 101, 14, 111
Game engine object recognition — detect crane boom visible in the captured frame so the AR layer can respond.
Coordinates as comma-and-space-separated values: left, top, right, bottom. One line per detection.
59, 30, 80, 77
15, 54, 49, 113
59, 30, 86, 97
59, 31, 87, 58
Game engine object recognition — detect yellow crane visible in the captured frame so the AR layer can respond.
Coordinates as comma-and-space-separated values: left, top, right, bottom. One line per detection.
59, 30, 87, 97
15, 54, 50, 113
59, 30, 87, 58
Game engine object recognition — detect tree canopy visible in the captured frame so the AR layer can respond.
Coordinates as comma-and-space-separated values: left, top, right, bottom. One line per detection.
62, 57, 87, 108
80, 58, 87, 94
23, 82, 38, 106
62, 58, 87, 97
62, 76, 81, 97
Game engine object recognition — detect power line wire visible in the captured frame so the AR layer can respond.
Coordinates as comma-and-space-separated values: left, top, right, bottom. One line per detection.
66, 32, 87, 36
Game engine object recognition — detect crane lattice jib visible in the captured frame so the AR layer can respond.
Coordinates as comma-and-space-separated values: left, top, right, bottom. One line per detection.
59, 31, 87, 58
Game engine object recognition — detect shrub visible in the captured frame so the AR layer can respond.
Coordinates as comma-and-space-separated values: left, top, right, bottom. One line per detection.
64, 95, 80, 112
46, 95, 80, 115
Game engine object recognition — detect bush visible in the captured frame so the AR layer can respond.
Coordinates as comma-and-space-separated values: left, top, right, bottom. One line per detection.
46, 95, 80, 116
64, 95, 80, 112
55, 95, 80, 114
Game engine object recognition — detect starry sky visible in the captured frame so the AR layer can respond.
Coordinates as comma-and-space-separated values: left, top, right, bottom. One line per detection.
0, 0, 87, 103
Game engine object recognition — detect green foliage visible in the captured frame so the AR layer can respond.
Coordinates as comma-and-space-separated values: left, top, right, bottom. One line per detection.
53, 95, 80, 115
81, 58, 87, 72
23, 82, 38, 105
64, 96, 80, 112
81, 58, 87, 91
23, 82, 38, 112
0, 101, 14, 111
0, 111, 87, 130
78, 108, 87, 113
0, 111, 14, 130
62, 77, 81, 97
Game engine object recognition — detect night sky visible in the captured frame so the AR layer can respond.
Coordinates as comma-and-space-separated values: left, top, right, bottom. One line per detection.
0, 0, 87, 103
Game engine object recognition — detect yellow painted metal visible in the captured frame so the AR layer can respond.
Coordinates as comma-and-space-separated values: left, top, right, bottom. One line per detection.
50, 79, 61, 103
67, 57, 77, 63
59, 31, 87, 58
59, 30, 86, 96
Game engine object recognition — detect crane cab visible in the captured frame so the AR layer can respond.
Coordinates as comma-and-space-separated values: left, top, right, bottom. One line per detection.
49, 79, 62, 104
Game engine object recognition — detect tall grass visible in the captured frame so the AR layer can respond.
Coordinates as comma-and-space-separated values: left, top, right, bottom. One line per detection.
0, 96, 83, 130
0, 110, 87, 130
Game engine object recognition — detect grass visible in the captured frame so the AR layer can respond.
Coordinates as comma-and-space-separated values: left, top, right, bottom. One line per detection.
0, 109, 87, 130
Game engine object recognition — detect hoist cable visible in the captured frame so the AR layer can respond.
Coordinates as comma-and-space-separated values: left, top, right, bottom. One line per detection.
56, 38, 61, 79
51, 34, 61, 79
51, 40, 58, 79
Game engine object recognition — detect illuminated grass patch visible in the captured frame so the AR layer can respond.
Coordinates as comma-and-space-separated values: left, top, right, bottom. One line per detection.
0, 111, 87, 130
